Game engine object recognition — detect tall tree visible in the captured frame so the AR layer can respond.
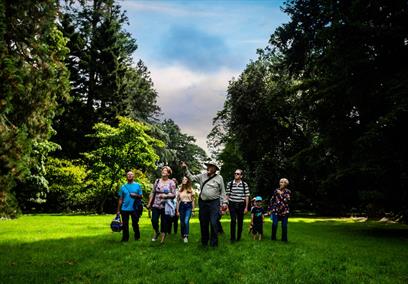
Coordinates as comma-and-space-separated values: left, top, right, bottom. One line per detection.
155, 119, 208, 182
53, 0, 159, 157
271, 0, 408, 217
0, 0, 70, 217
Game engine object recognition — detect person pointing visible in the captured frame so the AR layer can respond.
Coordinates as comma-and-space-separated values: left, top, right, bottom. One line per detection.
181, 161, 227, 247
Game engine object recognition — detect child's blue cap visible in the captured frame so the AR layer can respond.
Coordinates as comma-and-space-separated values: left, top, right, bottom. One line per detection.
255, 196, 262, 201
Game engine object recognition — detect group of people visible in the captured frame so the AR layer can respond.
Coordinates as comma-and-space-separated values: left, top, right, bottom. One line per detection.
116, 161, 291, 247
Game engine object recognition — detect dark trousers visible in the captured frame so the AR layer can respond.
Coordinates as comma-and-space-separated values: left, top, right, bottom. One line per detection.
167, 215, 178, 234
151, 207, 166, 234
229, 201, 245, 241
271, 214, 288, 241
199, 199, 220, 247
120, 210, 140, 241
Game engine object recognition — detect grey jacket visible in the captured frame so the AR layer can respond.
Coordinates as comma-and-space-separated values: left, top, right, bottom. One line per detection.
185, 170, 226, 202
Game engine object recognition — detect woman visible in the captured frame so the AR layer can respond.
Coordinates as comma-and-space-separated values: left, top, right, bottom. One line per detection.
176, 176, 195, 243
268, 178, 291, 242
147, 166, 176, 243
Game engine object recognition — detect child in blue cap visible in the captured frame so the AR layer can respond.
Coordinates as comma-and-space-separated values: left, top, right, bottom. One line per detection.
251, 196, 264, 240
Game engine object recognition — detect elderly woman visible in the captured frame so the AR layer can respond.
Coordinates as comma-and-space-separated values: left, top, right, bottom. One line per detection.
147, 166, 176, 243
268, 178, 291, 242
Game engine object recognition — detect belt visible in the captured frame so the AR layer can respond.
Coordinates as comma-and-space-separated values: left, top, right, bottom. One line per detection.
199, 198, 219, 203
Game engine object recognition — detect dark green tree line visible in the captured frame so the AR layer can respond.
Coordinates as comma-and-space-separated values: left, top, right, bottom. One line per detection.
53, 0, 160, 158
0, 0, 70, 217
210, 0, 408, 220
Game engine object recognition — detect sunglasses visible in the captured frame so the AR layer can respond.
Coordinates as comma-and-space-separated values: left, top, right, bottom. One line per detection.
234, 173, 241, 175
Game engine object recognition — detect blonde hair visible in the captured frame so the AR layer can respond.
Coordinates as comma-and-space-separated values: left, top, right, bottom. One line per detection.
161, 166, 172, 175
280, 178, 289, 186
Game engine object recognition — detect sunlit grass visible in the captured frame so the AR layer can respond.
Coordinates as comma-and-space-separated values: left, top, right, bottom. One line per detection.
1, 214, 407, 283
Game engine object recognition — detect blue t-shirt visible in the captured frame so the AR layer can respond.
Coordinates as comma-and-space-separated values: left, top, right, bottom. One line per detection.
119, 182, 142, 211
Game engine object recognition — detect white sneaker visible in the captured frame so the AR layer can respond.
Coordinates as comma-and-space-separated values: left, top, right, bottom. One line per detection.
183, 237, 188, 243
152, 233, 158, 242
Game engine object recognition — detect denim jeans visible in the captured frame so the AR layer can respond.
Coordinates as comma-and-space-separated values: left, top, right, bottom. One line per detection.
271, 214, 288, 241
120, 210, 140, 241
179, 202, 193, 237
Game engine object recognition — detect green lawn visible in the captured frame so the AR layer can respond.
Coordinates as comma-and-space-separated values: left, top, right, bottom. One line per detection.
0, 214, 407, 284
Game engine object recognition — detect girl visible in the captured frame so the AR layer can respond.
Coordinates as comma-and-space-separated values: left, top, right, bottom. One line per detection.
176, 176, 195, 243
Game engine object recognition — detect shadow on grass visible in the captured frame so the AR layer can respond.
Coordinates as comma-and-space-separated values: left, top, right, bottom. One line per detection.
292, 218, 408, 240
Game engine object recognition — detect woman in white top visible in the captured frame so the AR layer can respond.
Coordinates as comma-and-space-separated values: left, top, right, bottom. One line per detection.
176, 176, 195, 243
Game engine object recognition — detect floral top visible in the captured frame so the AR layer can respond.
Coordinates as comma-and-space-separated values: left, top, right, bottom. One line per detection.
152, 179, 176, 209
269, 188, 291, 216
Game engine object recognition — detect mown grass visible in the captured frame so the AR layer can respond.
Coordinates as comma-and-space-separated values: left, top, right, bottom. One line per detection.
0, 214, 407, 284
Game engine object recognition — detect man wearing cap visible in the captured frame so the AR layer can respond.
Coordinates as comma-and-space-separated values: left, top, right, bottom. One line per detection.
181, 161, 227, 247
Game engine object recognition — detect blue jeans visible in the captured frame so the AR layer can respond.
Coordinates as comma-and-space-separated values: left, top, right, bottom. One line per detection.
271, 214, 288, 241
179, 202, 193, 237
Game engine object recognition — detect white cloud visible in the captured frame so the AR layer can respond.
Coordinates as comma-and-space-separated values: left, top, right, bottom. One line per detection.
148, 64, 239, 153
123, 1, 217, 17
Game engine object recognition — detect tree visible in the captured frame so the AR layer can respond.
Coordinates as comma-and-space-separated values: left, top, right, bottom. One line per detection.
154, 119, 208, 182
83, 116, 164, 212
271, 0, 408, 217
53, 0, 160, 157
0, 0, 70, 217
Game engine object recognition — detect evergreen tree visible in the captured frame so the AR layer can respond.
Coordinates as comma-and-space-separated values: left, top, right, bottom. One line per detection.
0, 0, 70, 217
54, 0, 159, 157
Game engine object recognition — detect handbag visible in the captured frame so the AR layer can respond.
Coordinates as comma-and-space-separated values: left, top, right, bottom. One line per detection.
110, 214, 123, 232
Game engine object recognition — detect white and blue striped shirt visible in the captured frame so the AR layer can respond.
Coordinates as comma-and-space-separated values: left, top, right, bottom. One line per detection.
226, 180, 250, 203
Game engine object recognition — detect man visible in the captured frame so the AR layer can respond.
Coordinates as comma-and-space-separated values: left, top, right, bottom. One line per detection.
117, 171, 143, 242
226, 169, 250, 242
181, 161, 227, 247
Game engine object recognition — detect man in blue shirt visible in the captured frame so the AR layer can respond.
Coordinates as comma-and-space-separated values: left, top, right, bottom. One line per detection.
116, 171, 143, 242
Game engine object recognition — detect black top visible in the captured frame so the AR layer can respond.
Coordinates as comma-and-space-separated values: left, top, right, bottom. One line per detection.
251, 206, 264, 224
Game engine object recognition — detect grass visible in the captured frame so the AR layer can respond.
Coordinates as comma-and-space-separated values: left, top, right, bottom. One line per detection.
0, 214, 407, 284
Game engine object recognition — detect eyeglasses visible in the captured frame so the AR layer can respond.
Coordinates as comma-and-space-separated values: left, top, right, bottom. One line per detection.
234, 173, 241, 175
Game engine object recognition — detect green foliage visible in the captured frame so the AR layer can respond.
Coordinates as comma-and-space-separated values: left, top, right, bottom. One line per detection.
44, 157, 92, 212
153, 119, 208, 182
0, 0, 70, 217
84, 116, 164, 212
211, 0, 408, 219
53, 0, 160, 157
0, 215, 407, 283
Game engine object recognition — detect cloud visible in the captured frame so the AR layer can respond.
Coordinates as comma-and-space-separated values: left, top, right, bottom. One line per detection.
158, 25, 240, 71
149, 64, 238, 152
122, 1, 217, 17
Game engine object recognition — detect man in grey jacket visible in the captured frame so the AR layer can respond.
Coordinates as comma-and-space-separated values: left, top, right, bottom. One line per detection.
181, 161, 227, 247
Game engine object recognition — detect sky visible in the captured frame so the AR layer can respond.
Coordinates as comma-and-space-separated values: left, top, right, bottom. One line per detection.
121, 0, 288, 154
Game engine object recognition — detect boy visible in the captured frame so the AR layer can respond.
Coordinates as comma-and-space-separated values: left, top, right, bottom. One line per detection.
251, 196, 264, 240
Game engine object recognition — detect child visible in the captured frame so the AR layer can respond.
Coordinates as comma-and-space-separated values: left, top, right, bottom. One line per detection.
251, 196, 264, 240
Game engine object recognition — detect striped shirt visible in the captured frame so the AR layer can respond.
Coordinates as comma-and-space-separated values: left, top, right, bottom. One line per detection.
226, 180, 250, 203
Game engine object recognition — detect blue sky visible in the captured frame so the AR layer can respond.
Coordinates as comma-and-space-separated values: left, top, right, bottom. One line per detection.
121, 0, 288, 153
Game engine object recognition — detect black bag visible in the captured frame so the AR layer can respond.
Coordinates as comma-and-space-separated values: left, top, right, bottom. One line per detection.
134, 199, 143, 217
110, 214, 123, 232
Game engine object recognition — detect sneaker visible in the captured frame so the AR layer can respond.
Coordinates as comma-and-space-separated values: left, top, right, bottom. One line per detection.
183, 237, 188, 243
151, 233, 159, 242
